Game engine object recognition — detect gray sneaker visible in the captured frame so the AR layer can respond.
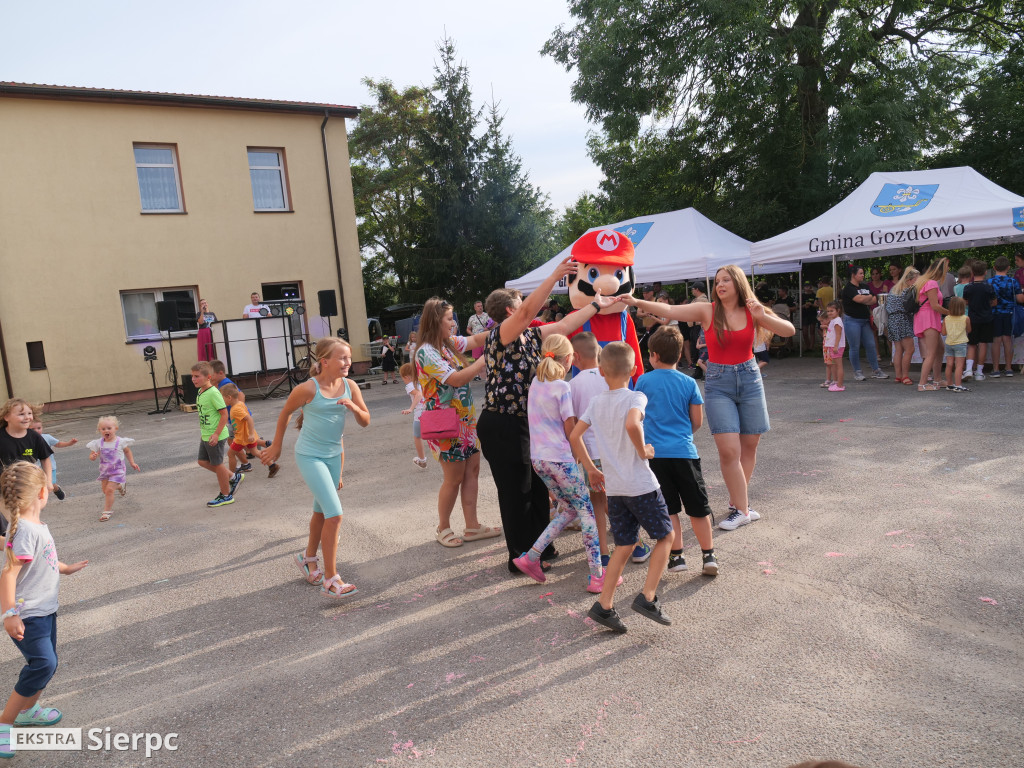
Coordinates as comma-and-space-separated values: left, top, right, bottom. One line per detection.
871, 369, 889, 379
853, 371, 867, 381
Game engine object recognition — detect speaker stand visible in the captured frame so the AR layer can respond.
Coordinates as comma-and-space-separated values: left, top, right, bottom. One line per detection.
158, 331, 183, 412
146, 358, 167, 415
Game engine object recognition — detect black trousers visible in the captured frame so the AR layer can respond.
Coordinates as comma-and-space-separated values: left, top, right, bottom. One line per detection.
477, 409, 553, 568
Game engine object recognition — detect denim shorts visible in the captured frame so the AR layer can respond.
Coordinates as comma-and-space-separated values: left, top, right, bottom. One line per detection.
944, 342, 967, 358
703, 358, 770, 436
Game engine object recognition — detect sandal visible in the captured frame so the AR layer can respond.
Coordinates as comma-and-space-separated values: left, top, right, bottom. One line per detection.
294, 552, 324, 585
436, 527, 464, 547
14, 703, 62, 726
462, 525, 501, 542
321, 574, 357, 599
118, 481, 127, 497
901, 377, 914, 385
99, 511, 112, 522
0, 726, 12, 759
918, 384, 938, 391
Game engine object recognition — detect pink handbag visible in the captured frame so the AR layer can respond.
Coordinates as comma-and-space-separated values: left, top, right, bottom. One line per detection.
420, 407, 460, 440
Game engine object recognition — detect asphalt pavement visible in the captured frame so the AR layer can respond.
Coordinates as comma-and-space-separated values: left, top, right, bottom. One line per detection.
6, 356, 1022, 767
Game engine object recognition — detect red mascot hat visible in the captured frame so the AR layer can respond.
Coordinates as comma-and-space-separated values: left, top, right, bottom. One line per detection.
570, 229, 635, 267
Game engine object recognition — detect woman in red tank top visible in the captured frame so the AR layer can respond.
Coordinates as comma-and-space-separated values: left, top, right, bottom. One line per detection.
619, 265, 795, 531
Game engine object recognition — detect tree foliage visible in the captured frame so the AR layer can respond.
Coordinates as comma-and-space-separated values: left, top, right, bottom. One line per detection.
544, 1, 1024, 240
352, 38, 559, 318
349, 78, 431, 312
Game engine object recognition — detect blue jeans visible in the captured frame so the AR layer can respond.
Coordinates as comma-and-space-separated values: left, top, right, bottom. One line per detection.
12, 614, 58, 697
704, 358, 770, 435
845, 316, 879, 373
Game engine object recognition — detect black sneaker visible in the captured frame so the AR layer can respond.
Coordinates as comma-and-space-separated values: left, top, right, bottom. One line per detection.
229, 472, 245, 494
207, 493, 234, 508
52, 485, 66, 501
667, 554, 687, 572
238, 462, 254, 472
701, 551, 719, 576
588, 602, 628, 633
631, 593, 672, 625
264, 440, 273, 449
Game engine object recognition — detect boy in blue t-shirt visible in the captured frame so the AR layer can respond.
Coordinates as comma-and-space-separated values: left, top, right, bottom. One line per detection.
635, 327, 718, 576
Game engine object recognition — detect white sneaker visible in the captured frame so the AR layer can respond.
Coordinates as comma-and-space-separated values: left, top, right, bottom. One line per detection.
718, 507, 760, 530
871, 370, 889, 379
962, 370, 973, 380
975, 371, 986, 381
853, 371, 867, 381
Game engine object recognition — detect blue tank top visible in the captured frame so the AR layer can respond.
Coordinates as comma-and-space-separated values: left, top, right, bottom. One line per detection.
294, 378, 350, 458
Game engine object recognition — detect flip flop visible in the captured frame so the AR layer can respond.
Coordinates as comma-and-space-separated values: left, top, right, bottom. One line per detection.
462, 525, 501, 541
436, 527, 463, 547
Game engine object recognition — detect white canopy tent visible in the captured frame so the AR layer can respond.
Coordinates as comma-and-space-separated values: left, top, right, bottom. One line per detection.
750, 166, 1024, 360
751, 166, 1024, 268
506, 207, 800, 294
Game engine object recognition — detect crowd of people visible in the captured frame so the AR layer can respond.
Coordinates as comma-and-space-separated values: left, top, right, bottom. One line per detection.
1, 250, 1019, 748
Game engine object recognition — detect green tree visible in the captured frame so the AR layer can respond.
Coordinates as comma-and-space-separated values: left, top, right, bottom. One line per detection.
473, 100, 557, 300
937, 46, 1024, 195
544, 1, 1023, 239
349, 78, 432, 316
416, 36, 484, 310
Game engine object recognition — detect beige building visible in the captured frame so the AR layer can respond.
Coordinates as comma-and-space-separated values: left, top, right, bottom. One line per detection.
0, 82, 370, 409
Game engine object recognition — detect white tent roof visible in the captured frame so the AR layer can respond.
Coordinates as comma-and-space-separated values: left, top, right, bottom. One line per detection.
751, 166, 1024, 266
506, 208, 799, 294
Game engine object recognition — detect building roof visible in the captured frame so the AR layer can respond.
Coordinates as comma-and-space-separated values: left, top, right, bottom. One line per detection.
0, 82, 359, 118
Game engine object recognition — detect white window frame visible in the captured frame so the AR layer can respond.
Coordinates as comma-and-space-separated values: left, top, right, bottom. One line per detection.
133, 143, 185, 213
120, 287, 197, 342
247, 148, 291, 211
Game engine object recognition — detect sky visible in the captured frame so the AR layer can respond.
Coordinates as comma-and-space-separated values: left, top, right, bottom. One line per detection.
1, 0, 603, 211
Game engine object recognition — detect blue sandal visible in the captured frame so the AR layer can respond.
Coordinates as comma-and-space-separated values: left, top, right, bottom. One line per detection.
14, 704, 62, 726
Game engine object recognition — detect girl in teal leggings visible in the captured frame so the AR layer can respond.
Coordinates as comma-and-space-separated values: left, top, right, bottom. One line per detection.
262, 338, 370, 598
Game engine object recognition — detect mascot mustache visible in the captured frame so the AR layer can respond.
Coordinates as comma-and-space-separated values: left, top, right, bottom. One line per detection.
569, 268, 636, 298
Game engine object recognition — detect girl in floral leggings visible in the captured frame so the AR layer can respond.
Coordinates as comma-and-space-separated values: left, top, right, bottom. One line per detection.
512, 334, 614, 594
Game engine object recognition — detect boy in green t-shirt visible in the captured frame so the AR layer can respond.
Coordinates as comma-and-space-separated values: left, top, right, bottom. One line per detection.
191, 361, 243, 507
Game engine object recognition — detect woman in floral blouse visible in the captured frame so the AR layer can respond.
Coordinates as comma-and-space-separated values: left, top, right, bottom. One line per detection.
477, 257, 616, 574
416, 298, 499, 548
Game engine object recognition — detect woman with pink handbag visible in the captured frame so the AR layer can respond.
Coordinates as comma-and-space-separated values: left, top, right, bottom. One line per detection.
415, 298, 499, 548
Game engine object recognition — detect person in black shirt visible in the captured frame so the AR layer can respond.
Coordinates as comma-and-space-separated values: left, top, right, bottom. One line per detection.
841, 266, 888, 380
962, 259, 997, 381
0, 399, 54, 536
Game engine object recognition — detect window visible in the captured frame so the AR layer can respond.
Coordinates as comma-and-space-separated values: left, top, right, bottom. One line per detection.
248, 149, 290, 211
134, 144, 184, 212
121, 288, 196, 341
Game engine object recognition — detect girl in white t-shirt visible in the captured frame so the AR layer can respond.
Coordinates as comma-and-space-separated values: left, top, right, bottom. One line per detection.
822, 301, 846, 392
512, 335, 611, 594
0, 462, 88, 756
86, 416, 139, 522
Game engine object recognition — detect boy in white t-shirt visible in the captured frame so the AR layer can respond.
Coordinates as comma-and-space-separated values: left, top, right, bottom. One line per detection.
570, 342, 673, 633
569, 333, 610, 563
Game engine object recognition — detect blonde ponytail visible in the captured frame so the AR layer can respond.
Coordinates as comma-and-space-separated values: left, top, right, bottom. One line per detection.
536, 334, 574, 383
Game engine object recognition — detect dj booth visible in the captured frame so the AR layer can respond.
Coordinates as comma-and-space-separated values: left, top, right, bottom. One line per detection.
208, 299, 310, 377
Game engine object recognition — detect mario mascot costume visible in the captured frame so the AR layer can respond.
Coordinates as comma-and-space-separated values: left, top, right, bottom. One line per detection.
566, 229, 643, 384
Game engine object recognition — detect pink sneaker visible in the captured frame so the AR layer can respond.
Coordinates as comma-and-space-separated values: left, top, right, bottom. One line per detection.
512, 554, 547, 584
828, 384, 845, 392
586, 572, 624, 594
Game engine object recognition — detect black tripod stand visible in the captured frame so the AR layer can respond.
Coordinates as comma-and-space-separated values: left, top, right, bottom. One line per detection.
266, 311, 305, 399
145, 346, 164, 415
156, 331, 183, 412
